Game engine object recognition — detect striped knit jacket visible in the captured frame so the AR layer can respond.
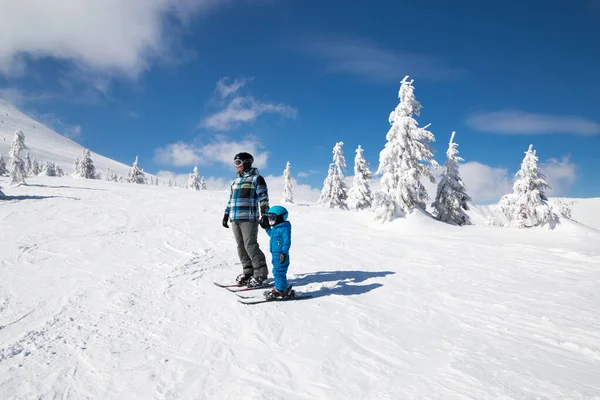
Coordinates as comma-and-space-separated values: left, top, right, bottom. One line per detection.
225, 167, 269, 222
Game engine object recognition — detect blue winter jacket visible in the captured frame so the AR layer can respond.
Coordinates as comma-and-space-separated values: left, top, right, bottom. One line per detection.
266, 221, 291, 266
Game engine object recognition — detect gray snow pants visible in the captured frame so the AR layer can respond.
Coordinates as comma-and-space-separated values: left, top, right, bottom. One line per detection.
231, 220, 268, 278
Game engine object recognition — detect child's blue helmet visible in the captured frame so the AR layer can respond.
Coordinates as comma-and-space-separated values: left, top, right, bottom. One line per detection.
266, 205, 288, 221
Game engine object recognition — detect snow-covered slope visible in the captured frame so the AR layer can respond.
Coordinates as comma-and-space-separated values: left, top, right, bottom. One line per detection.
1, 176, 599, 399
0, 100, 131, 176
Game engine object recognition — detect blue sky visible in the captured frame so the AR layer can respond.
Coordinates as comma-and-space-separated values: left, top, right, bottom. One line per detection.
1, 0, 599, 202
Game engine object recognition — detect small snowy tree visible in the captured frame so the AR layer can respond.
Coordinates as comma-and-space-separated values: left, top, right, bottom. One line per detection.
0, 184, 4, 198
127, 156, 147, 184
200, 176, 206, 190
25, 153, 33, 176
188, 167, 201, 190
376, 76, 437, 219
372, 191, 396, 222
282, 161, 294, 204
168, 179, 173, 187
39, 161, 57, 176
31, 159, 40, 176
73, 149, 97, 179
318, 141, 348, 209
155, 177, 160, 186
0, 155, 8, 176
499, 144, 557, 228
55, 165, 64, 177
9, 130, 27, 185
347, 145, 373, 211
432, 132, 472, 226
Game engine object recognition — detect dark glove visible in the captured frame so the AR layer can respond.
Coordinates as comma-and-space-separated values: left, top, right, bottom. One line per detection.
222, 214, 229, 228
259, 215, 270, 229
279, 253, 287, 264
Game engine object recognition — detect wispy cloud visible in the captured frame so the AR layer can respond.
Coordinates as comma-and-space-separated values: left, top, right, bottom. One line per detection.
0, 0, 236, 78
540, 155, 577, 196
0, 87, 55, 106
467, 110, 600, 136
215, 77, 254, 99
200, 78, 297, 131
297, 170, 321, 179
302, 35, 467, 82
154, 135, 269, 168
36, 113, 83, 140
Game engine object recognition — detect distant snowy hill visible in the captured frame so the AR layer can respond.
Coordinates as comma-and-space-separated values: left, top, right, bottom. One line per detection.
0, 100, 132, 177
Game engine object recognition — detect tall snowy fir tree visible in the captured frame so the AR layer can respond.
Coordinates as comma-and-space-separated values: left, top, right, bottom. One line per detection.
188, 167, 201, 190
499, 144, 557, 228
318, 142, 349, 209
347, 145, 373, 211
73, 149, 97, 179
127, 156, 147, 184
282, 161, 294, 204
0, 155, 8, 176
432, 132, 472, 226
376, 76, 437, 220
9, 130, 28, 185
200, 177, 206, 190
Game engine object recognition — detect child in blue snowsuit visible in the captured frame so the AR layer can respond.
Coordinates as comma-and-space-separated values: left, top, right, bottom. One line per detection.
262, 205, 295, 300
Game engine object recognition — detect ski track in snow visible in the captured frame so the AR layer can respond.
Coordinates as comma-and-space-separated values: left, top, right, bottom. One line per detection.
1, 176, 600, 399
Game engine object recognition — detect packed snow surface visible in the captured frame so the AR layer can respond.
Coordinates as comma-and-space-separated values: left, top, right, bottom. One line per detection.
1, 176, 599, 399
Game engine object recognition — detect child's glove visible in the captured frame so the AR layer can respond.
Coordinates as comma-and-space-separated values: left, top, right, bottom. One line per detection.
259, 215, 270, 229
279, 253, 287, 264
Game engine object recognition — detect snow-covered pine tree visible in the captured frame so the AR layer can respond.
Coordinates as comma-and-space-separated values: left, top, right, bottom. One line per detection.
73, 149, 97, 179
499, 144, 557, 228
347, 145, 373, 211
55, 165, 64, 177
9, 130, 27, 185
31, 159, 40, 176
432, 132, 472, 226
105, 168, 114, 181
127, 156, 147, 184
282, 161, 294, 204
168, 179, 173, 187
155, 177, 159, 186
376, 76, 437, 219
188, 167, 201, 190
200, 177, 206, 190
0, 155, 8, 176
0, 184, 4, 198
25, 153, 32, 176
318, 141, 349, 209
39, 161, 57, 176
73, 157, 80, 175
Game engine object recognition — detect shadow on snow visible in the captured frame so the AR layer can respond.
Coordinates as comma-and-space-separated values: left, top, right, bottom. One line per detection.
24, 183, 107, 191
289, 270, 395, 298
2, 195, 80, 201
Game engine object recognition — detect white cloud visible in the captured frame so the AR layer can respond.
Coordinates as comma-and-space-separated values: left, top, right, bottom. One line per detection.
154, 135, 269, 168
540, 156, 577, 196
302, 35, 467, 82
201, 78, 297, 131
467, 110, 600, 136
297, 169, 321, 179
0, 0, 232, 77
215, 77, 253, 99
459, 162, 513, 204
